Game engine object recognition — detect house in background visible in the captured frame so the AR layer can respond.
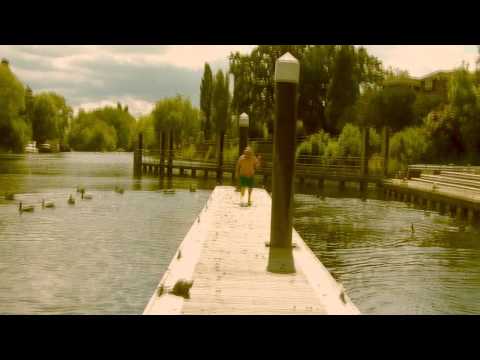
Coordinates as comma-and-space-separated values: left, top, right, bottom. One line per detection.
383, 70, 452, 100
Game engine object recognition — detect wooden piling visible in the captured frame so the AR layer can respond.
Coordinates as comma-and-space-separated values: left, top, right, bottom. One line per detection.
167, 130, 173, 177
133, 132, 143, 178
270, 52, 299, 254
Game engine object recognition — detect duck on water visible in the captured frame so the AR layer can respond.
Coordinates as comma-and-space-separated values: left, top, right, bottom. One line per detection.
42, 199, 55, 208
19, 202, 34, 213
81, 192, 93, 200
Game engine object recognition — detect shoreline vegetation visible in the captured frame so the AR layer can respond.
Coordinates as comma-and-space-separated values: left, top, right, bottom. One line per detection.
1, 46, 480, 174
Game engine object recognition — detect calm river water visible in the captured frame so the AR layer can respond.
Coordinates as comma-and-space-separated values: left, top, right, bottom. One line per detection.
0, 152, 479, 314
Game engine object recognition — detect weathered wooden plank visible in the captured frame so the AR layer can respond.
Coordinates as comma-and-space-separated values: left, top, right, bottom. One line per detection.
144, 186, 360, 315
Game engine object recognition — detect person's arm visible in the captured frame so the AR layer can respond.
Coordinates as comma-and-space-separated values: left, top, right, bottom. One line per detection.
235, 159, 241, 178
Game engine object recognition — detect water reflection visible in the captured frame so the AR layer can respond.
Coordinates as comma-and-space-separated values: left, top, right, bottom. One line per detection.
2, 153, 480, 314
0, 152, 211, 314
294, 182, 480, 315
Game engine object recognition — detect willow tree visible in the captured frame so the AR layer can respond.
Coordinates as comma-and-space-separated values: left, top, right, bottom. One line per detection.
0, 60, 29, 152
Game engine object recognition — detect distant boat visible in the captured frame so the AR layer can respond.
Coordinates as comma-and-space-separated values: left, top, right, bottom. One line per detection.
24, 142, 38, 153
38, 143, 53, 153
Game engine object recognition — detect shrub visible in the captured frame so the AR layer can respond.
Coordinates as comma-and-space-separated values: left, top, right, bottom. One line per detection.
389, 126, 429, 167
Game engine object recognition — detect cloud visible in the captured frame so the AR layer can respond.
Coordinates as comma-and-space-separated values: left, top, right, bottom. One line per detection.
363, 45, 478, 77
0, 45, 254, 116
73, 97, 155, 117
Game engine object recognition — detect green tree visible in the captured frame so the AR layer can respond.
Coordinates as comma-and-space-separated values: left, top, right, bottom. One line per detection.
325, 46, 359, 134
47, 92, 73, 149
31, 93, 58, 144
24, 85, 34, 124
91, 106, 135, 150
68, 109, 117, 151
299, 45, 336, 133
200, 63, 214, 141
413, 92, 444, 123
212, 70, 230, 171
152, 95, 201, 148
337, 123, 361, 157
0, 59, 28, 152
448, 65, 480, 159
360, 85, 417, 132
390, 126, 429, 168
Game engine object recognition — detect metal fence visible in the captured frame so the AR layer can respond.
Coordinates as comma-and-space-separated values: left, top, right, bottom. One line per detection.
142, 148, 384, 177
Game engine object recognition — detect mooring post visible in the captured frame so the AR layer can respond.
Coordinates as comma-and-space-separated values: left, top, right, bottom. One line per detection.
134, 132, 143, 178
360, 126, 369, 177
467, 208, 475, 224
160, 131, 166, 178
268, 53, 299, 274
167, 129, 173, 177
382, 126, 390, 177
269, 52, 299, 265
456, 207, 463, 222
216, 132, 225, 184
235, 113, 249, 188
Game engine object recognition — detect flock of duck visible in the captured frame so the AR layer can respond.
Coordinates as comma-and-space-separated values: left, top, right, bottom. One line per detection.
5, 183, 197, 213
6, 185, 124, 213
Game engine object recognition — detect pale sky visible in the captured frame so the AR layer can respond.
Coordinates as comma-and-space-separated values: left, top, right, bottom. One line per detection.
0, 45, 477, 117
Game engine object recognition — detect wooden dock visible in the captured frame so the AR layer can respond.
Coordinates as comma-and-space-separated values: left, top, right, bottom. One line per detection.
143, 186, 360, 315
383, 174, 480, 223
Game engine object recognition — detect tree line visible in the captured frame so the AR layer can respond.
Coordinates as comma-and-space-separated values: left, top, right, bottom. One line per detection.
2, 45, 480, 170
0, 59, 139, 152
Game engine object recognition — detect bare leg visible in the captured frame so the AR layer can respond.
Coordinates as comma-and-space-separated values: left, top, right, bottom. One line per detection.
240, 187, 245, 205
248, 188, 252, 205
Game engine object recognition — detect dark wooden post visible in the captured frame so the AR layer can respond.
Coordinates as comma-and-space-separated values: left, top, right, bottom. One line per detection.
235, 113, 249, 188
269, 52, 299, 250
268, 53, 299, 274
360, 126, 369, 176
217, 131, 224, 183
159, 131, 166, 178
133, 132, 143, 178
167, 129, 173, 177
382, 126, 390, 177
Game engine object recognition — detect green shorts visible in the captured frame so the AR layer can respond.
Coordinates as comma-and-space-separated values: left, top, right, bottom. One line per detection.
239, 176, 254, 188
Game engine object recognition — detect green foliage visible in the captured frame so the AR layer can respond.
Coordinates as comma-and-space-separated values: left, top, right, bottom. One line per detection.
325, 46, 359, 134
295, 130, 333, 158
413, 92, 443, 123
68, 109, 118, 151
389, 127, 429, 168
31, 93, 59, 144
0, 61, 28, 151
135, 114, 157, 150
337, 123, 361, 157
229, 45, 383, 136
152, 96, 201, 147
89, 105, 135, 150
212, 70, 229, 134
200, 63, 213, 141
360, 85, 417, 132
223, 145, 239, 163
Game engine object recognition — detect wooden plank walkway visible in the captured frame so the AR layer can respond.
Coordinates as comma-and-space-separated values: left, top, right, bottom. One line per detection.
143, 186, 360, 315
386, 178, 480, 206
